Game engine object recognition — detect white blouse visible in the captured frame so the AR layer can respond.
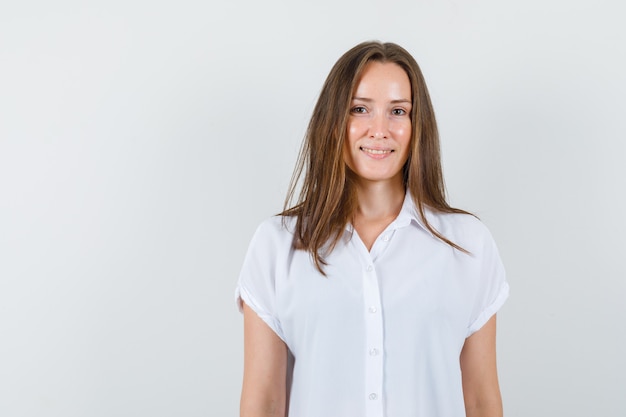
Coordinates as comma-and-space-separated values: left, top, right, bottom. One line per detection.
235, 193, 509, 417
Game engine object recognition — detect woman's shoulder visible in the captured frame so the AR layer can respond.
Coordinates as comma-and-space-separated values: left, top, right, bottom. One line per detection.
424, 208, 496, 251
431, 209, 487, 231
256, 214, 296, 232
249, 215, 297, 246
404, 195, 492, 244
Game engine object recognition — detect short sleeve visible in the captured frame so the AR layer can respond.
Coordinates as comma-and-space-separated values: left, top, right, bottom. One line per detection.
235, 219, 287, 343
466, 225, 510, 337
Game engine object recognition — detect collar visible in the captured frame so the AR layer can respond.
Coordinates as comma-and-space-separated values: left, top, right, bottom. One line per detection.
394, 190, 434, 237
345, 190, 436, 238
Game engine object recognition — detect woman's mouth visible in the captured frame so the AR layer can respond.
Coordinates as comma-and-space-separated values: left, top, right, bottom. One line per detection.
360, 147, 393, 155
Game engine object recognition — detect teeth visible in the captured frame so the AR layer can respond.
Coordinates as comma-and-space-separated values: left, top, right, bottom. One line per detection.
361, 147, 391, 155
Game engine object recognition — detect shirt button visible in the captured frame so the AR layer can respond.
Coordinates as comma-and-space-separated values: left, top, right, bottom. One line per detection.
369, 393, 378, 400
368, 306, 377, 313
369, 348, 379, 356
383, 235, 390, 242
366, 265, 373, 272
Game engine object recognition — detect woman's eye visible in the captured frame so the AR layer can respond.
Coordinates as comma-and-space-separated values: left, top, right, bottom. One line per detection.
351, 106, 367, 114
392, 108, 407, 116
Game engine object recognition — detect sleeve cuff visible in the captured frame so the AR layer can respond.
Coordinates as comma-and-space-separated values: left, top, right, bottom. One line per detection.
235, 284, 287, 343
466, 281, 510, 337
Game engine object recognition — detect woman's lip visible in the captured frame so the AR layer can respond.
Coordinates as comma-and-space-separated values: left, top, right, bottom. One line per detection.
360, 146, 394, 158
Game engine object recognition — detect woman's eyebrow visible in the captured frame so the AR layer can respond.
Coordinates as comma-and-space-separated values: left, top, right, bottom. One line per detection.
351, 97, 411, 104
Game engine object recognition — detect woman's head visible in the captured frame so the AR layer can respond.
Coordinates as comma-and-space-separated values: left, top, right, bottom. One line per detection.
294, 41, 445, 205
283, 41, 466, 272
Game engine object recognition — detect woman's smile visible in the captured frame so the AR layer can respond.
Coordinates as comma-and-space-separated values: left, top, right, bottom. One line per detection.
360, 146, 394, 158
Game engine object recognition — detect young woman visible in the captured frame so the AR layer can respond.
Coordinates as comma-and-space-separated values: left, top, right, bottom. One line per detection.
236, 41, 509, 417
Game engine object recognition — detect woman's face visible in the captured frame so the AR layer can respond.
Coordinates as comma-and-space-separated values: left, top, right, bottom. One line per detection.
344, 61, 412, 186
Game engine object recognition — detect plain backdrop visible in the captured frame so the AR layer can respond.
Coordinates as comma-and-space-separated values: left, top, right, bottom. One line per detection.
1, 0, 625, 416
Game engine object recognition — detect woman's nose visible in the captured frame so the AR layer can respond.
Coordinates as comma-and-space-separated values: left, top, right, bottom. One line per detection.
369, 113, 389, 139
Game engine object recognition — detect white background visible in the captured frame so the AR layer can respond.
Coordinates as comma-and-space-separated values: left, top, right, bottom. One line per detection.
1, 0, 625, 416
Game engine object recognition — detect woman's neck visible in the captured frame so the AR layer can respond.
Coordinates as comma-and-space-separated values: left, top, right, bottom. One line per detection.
354, 178, 406, 221
351, 178, 405, 251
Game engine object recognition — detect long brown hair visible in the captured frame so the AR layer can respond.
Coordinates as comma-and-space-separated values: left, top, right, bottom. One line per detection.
281, 41, 471, 273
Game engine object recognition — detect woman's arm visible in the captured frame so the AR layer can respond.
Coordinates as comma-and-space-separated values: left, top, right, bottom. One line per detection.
460, 315, 503, 417
240, 302, 288, 417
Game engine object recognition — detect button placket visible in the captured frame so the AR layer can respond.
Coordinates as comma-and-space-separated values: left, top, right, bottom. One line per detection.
370, 228, 395, 262
362, 263, 384, 417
